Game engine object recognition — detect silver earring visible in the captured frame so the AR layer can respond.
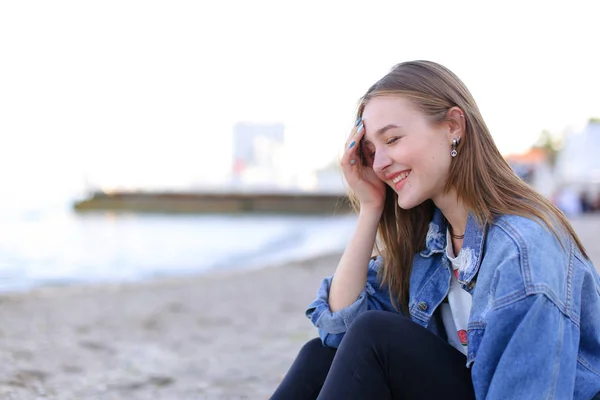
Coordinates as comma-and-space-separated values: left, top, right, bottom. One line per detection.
451, 137, 460, 157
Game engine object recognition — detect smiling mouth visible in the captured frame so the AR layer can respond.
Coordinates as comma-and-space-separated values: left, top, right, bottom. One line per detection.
392, 170, 411, 184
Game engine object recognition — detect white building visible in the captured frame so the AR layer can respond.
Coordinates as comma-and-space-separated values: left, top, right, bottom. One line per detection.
555, 119, 600, 195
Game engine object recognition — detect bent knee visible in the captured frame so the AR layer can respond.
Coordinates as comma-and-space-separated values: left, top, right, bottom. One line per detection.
348, 310, 408, 337
299, 337, 326, 354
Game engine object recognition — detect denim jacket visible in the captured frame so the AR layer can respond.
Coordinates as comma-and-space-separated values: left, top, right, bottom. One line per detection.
306, 209, 600, 399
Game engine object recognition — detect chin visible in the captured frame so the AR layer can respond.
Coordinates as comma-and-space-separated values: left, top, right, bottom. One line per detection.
396, 195, 420, 210
396, 189, 429, 210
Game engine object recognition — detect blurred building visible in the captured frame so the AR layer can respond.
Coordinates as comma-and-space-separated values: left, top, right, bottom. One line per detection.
506, 148, 554, 198
229, 123, 347, 193
555, 119, 600, 194
231, 122, 286, 189
232, 123, 285, 169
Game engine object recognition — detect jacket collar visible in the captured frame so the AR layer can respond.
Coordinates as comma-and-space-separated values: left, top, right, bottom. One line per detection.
420, 207, 487, 288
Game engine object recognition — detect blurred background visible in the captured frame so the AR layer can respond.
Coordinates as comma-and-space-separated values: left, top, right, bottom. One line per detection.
1, 0, 599, 292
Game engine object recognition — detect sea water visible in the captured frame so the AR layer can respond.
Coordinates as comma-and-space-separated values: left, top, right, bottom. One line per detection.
0, 198, 357, 292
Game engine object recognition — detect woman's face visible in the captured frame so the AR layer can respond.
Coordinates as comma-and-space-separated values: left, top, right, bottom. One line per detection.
361, 95, 455, 210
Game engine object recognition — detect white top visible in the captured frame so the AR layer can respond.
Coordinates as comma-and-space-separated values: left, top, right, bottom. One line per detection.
440, 229, 473, 355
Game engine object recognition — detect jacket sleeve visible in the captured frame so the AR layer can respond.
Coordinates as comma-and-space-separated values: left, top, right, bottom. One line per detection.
305, 256, 399, 348
471, 293, 579, 399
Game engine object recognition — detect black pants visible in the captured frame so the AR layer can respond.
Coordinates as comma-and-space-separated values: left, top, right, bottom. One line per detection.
271, 310, 475, 400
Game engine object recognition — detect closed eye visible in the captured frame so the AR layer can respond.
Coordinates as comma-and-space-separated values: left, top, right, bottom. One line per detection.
385, 137, 401, 145
360, 142, 376, 161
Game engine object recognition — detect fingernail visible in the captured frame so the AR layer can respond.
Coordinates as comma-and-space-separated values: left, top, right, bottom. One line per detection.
355, 117, 362, 127
356, 124, 363, 134
350, 159, 356, 165
349, 141, 356, 149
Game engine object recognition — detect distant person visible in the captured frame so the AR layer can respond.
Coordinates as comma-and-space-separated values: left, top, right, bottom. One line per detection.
581, 191, 598, 213
580, 191, 591, 213
271, 61, 600, 400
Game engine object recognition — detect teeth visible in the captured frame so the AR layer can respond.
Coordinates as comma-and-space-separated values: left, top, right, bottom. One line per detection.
392, 171, 410, 183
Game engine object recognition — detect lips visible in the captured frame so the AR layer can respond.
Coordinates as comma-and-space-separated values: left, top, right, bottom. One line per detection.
385, 170, 411, 183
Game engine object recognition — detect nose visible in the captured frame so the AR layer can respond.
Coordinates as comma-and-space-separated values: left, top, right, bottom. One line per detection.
372, 148, 392, 174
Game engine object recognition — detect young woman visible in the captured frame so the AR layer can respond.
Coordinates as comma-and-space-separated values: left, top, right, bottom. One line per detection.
271, 61, 600, 400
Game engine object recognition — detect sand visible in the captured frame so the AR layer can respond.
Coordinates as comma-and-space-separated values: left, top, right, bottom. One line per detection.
0, 215, 598, 400
0, 253, 340, 400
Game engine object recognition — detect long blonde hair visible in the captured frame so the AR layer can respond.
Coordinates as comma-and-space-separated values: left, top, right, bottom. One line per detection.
348, 60, 588, 313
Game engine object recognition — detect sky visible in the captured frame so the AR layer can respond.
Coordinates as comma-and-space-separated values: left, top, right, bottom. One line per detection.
1, 0, 599, 202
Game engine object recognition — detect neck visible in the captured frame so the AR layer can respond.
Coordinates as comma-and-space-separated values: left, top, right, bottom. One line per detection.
434, 189, 468, 238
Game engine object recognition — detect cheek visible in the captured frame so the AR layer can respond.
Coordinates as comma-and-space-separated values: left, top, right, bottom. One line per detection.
416, 146, 452, 180
431, 139, 452, 165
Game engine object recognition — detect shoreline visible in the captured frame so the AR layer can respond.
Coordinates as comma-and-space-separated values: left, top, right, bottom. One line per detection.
0, 251, 344, 299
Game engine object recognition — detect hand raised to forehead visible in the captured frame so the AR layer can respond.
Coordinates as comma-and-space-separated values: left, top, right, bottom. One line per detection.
341, 117, 386, 213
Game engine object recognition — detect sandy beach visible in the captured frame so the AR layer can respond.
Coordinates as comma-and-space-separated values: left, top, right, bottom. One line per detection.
1, 215, 599, 400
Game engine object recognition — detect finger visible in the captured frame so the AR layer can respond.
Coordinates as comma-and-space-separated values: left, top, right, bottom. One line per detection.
343, 116, 363, 148
341, 121, 365, 168
355, 121, 365, 138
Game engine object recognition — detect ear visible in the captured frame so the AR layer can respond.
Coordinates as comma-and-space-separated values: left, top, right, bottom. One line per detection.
445, 107, 465, 144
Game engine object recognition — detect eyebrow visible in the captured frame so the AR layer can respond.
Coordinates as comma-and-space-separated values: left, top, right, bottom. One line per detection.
363, 124, 401, 144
